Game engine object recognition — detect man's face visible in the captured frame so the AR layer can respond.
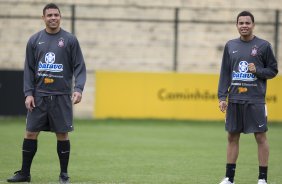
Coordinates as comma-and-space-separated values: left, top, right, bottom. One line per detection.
236, 16, 255, 37
42, 8, 61, 31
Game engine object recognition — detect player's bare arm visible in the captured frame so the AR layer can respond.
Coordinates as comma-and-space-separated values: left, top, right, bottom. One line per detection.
25, 96, 35, 112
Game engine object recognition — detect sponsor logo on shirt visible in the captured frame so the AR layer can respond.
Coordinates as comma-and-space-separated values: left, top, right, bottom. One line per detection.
238, 87, 248, 93
38, 52, 63, 72
44, 78, 54, 84
232, 61, 257, 81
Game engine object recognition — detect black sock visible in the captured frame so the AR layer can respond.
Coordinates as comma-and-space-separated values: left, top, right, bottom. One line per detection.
259, 166, 268, 181
225, 163, 236, 183
21, 139, 37, 176
57, 140, 70, 173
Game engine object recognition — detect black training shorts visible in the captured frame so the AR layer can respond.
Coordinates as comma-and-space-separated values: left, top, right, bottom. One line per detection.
26, 95, 73, 133
225, 102, 268, 134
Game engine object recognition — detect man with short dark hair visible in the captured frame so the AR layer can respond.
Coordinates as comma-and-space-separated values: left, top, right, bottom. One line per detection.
218, 11, 278, 184
7, 3, 86, 184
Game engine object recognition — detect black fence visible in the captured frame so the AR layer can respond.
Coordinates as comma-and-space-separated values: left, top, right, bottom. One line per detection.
0, 2, 281, 72
0, 70, 26, 116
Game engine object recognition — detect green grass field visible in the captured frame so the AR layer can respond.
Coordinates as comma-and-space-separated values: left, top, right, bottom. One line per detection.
0, 118, 282, 184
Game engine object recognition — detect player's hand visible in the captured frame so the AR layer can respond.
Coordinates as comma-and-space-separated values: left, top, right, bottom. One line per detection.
72, 92, 82, 104
25, 96, 35, 112
248, 63, 256, 73
219, 100, 228, 113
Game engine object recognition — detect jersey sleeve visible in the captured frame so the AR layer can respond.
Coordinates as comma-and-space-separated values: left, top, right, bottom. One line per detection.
23, 38, 36, 97
71, 36, 86, 94
255, 43, 278, 79
218, 43, 231, 101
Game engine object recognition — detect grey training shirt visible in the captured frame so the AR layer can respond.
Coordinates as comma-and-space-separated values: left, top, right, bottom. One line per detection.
24, 28, 86, 97
218, 36, 278, 103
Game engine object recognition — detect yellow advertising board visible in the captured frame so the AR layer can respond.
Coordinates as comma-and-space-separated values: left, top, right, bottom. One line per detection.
95, 71, 282, 121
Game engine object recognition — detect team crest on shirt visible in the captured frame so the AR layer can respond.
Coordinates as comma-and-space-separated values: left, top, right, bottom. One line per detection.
58, 38, 65, 47
251, 45, 258, 56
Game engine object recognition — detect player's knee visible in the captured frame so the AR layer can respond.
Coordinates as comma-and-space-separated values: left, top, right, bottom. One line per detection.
25, 131, 39, 139
255, 132, 267, 144
227, 133, 240, 143
56, 133, 69, 141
